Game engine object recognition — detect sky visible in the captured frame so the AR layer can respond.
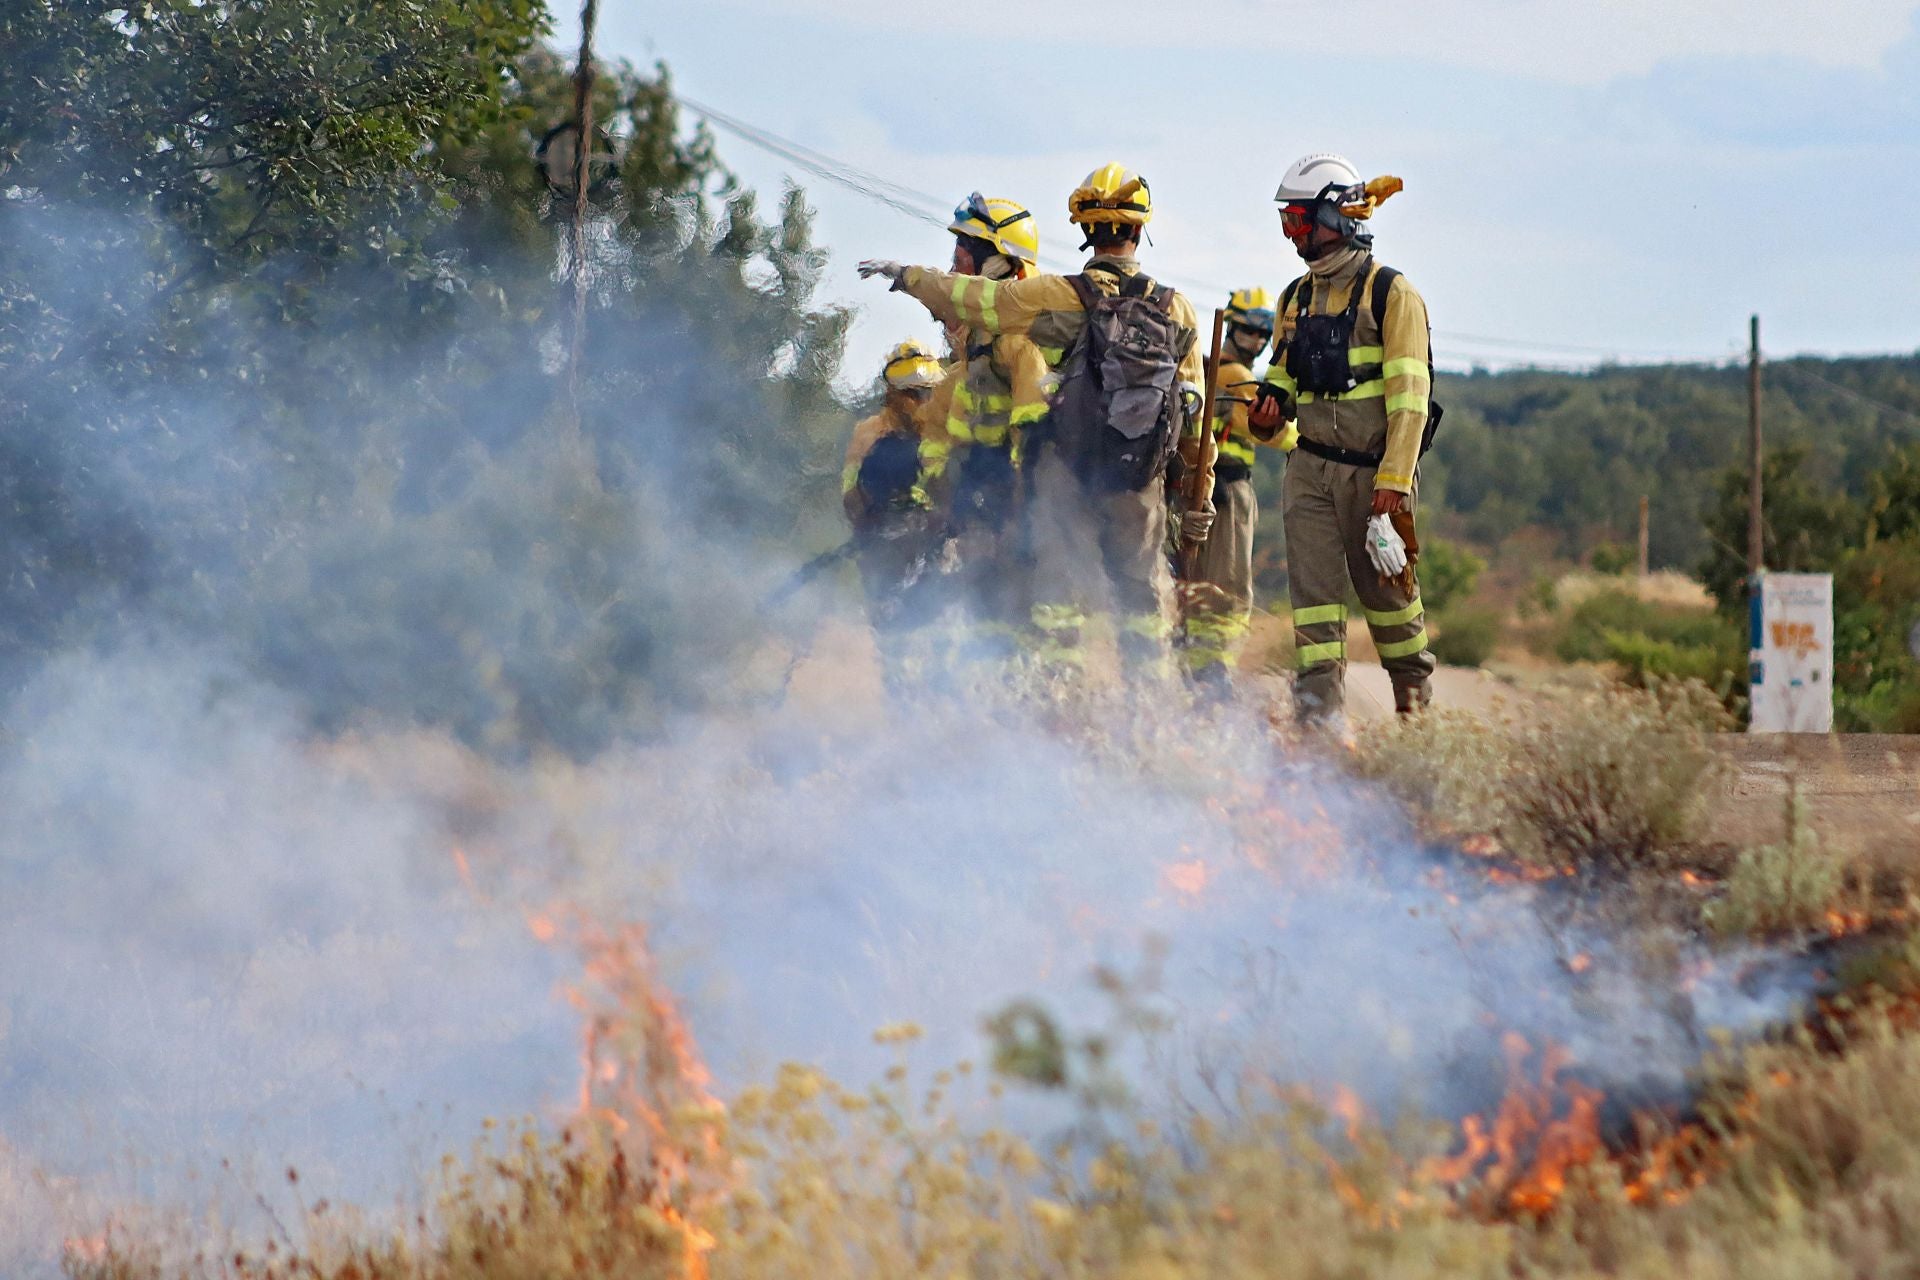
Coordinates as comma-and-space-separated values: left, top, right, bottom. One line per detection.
557, 0, 1920, 381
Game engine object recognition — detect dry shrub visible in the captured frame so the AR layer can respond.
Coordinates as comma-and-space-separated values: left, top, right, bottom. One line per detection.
1355, 681, 1732, 870
1705, 784, 1862, 937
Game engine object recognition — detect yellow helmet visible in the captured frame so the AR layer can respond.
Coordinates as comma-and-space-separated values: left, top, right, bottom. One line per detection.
1066, 163, 1152, 228
1225, 287, 1276, 332
881, 340, 942, 391
948, 192, 1039, 266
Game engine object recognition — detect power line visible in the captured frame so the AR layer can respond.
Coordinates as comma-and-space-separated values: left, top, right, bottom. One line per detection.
1769, 362, 1920, 428
670, 91, 1730, 366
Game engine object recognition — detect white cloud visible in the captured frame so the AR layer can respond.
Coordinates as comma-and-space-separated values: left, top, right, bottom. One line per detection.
686, 0, 1919, 84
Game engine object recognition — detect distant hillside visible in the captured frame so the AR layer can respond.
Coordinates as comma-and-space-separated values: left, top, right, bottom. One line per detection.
1422, 352, 1920, 570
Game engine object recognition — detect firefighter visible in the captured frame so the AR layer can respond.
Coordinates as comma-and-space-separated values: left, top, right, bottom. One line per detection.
844, 340, 946, 697
1179, 286, 1286, 687
922, 194, 1050, 662
858, 164, 1206, 680
1248, 152, 1435, 723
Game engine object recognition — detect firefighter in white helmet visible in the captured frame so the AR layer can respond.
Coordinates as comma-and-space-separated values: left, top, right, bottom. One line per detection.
844, 340, 946, 697
859, 164, 1206, 681
1248, 152, 1436, 722
1178, 286, 1287, 687
918, 193, 1050, 663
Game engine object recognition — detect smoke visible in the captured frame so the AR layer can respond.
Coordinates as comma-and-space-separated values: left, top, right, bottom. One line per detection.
0, 187, 1830, 1279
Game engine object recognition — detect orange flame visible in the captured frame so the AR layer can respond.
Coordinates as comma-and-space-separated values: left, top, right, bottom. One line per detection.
531, 910, 726, 1278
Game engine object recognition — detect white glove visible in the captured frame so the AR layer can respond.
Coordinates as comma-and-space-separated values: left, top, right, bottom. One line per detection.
1181, 501, 1216, 546
856, 259, 907, 287
1365, 513, 1408, 578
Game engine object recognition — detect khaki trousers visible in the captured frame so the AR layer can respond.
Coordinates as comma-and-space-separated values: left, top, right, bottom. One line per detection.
1026, 446, 1174, 675
1283, 448, 1433, 719
1181, 475, 1256, 675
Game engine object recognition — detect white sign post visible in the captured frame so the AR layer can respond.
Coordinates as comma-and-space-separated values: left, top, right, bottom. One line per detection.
1748, 572, 1834, 733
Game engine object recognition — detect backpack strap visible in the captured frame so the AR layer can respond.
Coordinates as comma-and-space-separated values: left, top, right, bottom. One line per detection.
1279, 275, 1304, 319
1369, 265, 1400, 330
1340, 257, 1377, 322
1065, 272, 1103, 315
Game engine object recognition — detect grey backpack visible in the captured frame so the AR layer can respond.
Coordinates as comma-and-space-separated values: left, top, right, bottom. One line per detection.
1052, 271, 1188, 493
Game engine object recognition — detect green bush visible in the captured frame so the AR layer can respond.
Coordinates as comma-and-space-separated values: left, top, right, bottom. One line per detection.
1834, 535, 1920, 732
1419, 538, 1485, 614
1428, 607, 1498, 667
1517, 573, 1560, 619
1589, 542, 1636, 575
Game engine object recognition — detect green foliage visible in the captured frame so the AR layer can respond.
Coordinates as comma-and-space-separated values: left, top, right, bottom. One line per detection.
1517, 573, 1560, 619
1589, 542, 1636, 575
1428, 607, 1497, 667
1419, 538, 1484, 614
1698, 443, 1865, 615
1832, 534, 1920, 732
1556, 589, 1738, 664
1427, 357, 1920, 571
0, 30, 854, 754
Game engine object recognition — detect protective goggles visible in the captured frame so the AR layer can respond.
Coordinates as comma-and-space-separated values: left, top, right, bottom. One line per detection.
953, 192, 1032, 235
1279, 203, 1316, 236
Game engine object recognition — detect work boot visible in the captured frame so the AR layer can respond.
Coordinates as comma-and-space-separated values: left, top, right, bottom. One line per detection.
1393, 680, 1431, 717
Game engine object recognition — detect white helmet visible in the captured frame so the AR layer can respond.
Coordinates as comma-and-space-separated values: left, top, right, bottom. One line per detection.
1275, 152, 1363, 205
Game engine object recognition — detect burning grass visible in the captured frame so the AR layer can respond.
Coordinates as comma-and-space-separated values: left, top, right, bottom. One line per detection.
67, 987, 1920, 1280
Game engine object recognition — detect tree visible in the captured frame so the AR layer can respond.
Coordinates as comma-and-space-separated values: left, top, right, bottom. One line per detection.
1697, 444, 1864, 615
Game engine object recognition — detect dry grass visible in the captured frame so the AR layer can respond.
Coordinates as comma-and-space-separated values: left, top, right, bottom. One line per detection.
1352, 681, 1733, 872
70, 990, 1920, 1280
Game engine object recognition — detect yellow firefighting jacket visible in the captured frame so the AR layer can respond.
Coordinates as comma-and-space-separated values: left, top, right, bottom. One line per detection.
1261, 255, 1431, 493
919, 331, 1050, 485
901, 254, 1206, 391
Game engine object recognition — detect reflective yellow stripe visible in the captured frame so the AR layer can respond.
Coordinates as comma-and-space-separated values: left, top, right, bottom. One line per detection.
953, 382, 975, 408
976, 392, 1013, 411
1297, 641, 1346, 667
1010, 403, 1048, 426
1038, 346, 1065, 366
950, 277, 970, 315
1383, 357, 1430, 381
1331, 379, 1386, 400
1364, 599, 1425, 628
1292, 603, 1347, 627
1347, 345, 1384, 363
1122, 612, 1172, 639
1219, 437, 1255, 465
1375, 632, 1430, 659
945, 417, 975, 442
841, 463, 858, 494
1386, 392, 1430, 416
1376, 471, 1414, 488
971, 424, 1008, 446
977, 278, 1000, 331
1031, 603, 1085, 632
1265, 364, 1298, 392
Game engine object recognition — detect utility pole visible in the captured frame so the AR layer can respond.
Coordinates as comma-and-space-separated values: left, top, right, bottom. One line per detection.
1747, 314, 1764, 576
565, 0, 599, 452
1637, 494, 1650, 578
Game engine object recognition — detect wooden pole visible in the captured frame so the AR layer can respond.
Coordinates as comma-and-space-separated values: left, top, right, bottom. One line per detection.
565, 0, 599, 447
1637, 494, 1650, 578
1180, 308, 1228, 585
1747, 314, 1764, 576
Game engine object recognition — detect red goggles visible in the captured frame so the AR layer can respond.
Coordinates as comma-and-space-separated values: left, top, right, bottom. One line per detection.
1279, 203, 1315, 236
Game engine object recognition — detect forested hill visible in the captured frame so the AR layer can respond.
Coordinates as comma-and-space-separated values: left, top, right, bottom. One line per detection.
1423, 351, 1920, 570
